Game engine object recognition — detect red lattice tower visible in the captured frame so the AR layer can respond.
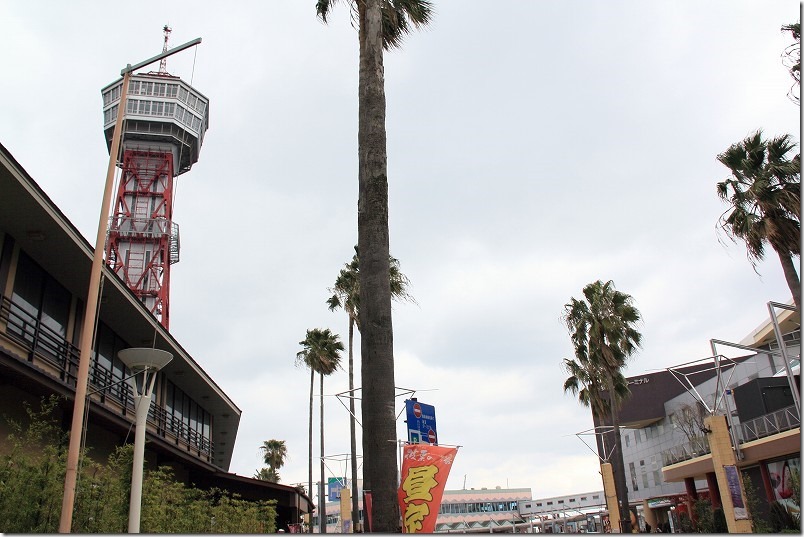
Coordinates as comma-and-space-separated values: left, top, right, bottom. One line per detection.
101, 32, 209, 328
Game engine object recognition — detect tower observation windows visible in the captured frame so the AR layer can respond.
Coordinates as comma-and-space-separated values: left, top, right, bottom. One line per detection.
102, 84, 122, 106
128, 80, 180, 99
125, 99, 177, 121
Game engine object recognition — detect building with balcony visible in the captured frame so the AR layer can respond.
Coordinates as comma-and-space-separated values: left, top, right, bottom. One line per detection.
0, 142, 311, 530
592, 308, 800, 531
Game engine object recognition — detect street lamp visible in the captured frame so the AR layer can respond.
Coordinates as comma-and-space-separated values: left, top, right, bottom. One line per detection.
58, 36, 201, 533
117, 348, 173, 533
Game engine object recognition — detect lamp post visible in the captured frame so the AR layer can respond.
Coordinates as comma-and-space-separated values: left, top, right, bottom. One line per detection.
117, 348, 173, 533
58, 36, 200, 533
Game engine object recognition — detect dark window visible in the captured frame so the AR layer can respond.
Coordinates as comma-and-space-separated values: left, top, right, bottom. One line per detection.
91, 322, 130, 401
10, 251, 70, 360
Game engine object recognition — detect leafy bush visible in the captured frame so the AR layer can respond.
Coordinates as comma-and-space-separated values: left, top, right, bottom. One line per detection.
693, 499, 727, 533
0, 396, 277, 533
742, 473, 772, 533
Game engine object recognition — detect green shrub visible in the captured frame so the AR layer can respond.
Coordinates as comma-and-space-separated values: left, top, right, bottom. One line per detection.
1, 396, 277, 533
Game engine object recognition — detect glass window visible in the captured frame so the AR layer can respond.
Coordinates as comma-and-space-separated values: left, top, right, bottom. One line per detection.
92, 322, 130, 400
10, 251, 70, 360
629, 462, 639, 492
165, 381, 174, 416
10, 251, 44, 341
41, 278, 69, 339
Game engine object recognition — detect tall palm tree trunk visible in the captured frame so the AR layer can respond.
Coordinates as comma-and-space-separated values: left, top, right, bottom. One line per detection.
308, 368, 315, 533
608, 379, 631, 534
358, 0, 399, 532
347, 316, 360, 529
776, 249, 802, 310
320, 373, 327, 534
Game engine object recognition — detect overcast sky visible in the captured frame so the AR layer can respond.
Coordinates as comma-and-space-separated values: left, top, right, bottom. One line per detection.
2, 1, 800, 500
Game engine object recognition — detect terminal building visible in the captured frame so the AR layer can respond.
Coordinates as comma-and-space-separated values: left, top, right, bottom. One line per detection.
593, 308, 800, 531
315, 484, 532, 533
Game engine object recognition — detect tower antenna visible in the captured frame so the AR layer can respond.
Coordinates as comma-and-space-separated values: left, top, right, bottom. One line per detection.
158, 25, 172, 74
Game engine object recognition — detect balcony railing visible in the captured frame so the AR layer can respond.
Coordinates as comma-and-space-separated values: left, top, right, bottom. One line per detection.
661, 435, 711, 466
0, 293, 213, 462
662, 405, 801, 467
739, 405, 800, 443
0, 294, 81, 386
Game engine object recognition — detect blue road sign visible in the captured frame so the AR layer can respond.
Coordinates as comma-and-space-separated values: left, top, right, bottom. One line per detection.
405, 399, 438, 445
328, 477, 347, 502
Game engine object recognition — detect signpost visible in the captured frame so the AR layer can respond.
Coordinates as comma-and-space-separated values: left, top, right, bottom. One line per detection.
405, 399, 438, 445
328, 477, 347, 502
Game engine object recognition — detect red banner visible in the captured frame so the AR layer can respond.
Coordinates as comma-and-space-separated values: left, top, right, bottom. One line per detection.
364, 491, 372, 533
397, 444, 458, 533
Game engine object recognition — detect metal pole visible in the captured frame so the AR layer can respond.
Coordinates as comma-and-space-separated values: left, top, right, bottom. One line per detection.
709, 343, 742, 461
768, 301, 801, 417
58, 68, 131, 534
128, 378, 154, 533
58, 37, 199, 533
116, 349, 172, 533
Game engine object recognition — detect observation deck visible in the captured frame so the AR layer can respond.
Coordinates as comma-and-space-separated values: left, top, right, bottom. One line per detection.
101, 72, 210, 175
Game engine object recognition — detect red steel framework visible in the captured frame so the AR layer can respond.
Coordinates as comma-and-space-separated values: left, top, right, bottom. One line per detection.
105, 148, 178, 328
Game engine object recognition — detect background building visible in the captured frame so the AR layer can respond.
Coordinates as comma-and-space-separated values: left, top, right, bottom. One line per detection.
593, 309, 800, 531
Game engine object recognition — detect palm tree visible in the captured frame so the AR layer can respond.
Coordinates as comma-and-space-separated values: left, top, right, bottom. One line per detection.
326, 246, 415, 529
316, 1, 432, 532
562, 280, 642, 534
296, 328, 344, 533
716, 131, 801, 311
258, 439, 288, 483
562, 358, 629, 422
781, 22, 800, 105
254, 467, 280, 482
563, 356, 630, 497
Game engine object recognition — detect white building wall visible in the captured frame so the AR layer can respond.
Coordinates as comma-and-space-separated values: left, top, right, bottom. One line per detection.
619, 341, 799, 505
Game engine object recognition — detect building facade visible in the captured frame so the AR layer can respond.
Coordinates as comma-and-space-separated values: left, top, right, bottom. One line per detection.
593, 309, 800, 531
313, 485, 531, 533
0, 143, 311, 530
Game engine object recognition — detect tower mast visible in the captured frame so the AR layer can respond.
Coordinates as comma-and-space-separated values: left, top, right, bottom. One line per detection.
159, 25, 171, 74
100, 28, 209, 328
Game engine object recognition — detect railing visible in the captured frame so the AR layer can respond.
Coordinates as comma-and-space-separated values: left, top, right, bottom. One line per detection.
149, 404, 214, 462
661, 436, 711, 466
0, 292, 212, 462
740, 405, 800, 443
0, 294, 81, 386
662, 405, 802, 466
